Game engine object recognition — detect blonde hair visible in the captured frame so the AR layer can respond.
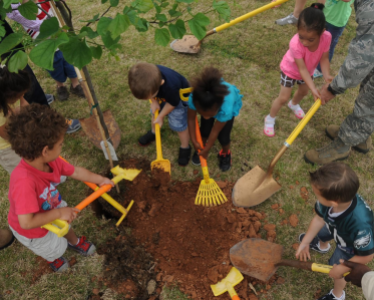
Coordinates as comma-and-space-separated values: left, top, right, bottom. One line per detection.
128, 63, 162, 99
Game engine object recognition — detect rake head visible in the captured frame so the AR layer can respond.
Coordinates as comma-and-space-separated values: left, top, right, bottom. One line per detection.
195, 178, 228, 206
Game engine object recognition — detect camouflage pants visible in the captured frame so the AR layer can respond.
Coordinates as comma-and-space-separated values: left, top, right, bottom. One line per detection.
339, 67, 374, 146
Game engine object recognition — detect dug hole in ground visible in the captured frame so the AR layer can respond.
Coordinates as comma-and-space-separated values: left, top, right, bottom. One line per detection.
93, 158, 283, 300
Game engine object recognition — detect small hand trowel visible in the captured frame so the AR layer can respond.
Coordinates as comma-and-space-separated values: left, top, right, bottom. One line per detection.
211, 267, 243, 300
230, 238, 340, 282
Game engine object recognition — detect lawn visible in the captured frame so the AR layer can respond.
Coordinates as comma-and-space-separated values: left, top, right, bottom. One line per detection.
0, 0, 372, 299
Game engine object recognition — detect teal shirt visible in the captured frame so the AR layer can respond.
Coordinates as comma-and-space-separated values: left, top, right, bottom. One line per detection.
315, 194, 374, 256
324, 0, 354, 28
188, 81, 243, 123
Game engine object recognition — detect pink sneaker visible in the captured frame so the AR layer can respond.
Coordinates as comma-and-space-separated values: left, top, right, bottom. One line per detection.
264, 116, 275, 137
288, 100, 305, 119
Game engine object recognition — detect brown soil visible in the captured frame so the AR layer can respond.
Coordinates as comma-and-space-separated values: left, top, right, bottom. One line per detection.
289, 214, 299, 227
300, 187, 309, 201
97, 158, 280, 300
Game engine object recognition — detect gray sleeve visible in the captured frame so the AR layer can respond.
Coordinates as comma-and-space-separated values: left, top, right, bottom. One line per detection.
362, 271, 374, 299
330, 2, 374, 94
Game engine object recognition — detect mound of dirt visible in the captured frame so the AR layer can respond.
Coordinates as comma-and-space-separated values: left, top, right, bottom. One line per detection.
99, 158, 279, 300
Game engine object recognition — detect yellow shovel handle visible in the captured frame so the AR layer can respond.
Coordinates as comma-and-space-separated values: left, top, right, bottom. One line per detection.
154, 109, 163, 160
285, 99, 321, 147
41, 219, 69, 238
312, 263, 349, 276
214, 0, 290, 33
180, 87, 193, 102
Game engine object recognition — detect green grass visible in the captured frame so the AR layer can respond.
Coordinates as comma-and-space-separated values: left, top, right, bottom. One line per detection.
0, 0, 372, 299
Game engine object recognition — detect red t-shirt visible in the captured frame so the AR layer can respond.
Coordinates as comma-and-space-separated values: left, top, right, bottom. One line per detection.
8, 157, 75, 238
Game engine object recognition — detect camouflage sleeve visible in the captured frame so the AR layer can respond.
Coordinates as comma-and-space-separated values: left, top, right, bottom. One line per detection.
330, 1, 374, 94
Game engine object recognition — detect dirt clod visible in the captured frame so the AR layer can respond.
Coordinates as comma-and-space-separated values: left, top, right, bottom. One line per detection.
289, 214, 299, 227
271, 204, 279, 210
292, 243, 299, 251
300, 187, 309, 201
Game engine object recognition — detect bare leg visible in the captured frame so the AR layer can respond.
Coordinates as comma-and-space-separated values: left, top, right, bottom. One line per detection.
332, 278, 346, 298
178, 129, 190, 148
291, 83, 309, 105
319, 240, 330, 249
293, 0, 307, 18
69, 77, 80, 88
270, 86, 293, 118
64, 228, 78, 245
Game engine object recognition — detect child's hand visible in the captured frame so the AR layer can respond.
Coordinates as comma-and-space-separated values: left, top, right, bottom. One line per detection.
153, 115, 164, 128
295, 243, 311, 262
98, 177, 114, 187
329, 264, 347, 280
311, 88, 322, 101
150, 100, 160, 114
59, 207, 80, 223
192, 141, 203, 152
324, 75, 334, 84
198, 148, 209, 160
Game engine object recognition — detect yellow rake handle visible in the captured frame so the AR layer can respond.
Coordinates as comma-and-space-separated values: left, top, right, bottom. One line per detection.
154, 109, 164, 161
312, 263, 349, 276
180, 87, 193, 102
214, 0, 290, 33
285, 99, 321, 146
195, 117, 210, 183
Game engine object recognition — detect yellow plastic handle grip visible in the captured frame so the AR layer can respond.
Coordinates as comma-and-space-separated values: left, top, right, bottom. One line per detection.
285, 99, 321, 146
312, 263, 350, 276
179, 87, 193, 102
154, 109, 163, 160
41, 219, 69, 238
215, 0, 290, 32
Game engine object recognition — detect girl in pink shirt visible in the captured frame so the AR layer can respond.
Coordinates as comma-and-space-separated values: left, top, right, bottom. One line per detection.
264, 3, 333, 137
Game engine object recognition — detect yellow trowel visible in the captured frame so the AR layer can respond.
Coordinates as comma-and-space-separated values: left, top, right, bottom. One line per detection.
211, 267, 243, 299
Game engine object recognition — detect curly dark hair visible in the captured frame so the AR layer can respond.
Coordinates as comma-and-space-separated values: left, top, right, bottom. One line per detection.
6, 103, 68, 161
191, 67, 229, 111
0, 66, 31, 117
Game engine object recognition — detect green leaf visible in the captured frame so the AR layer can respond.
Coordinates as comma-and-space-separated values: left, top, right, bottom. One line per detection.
0, 6, 12, 19
90, 46, 103, 59
59, 37, 92, 69
107, 14, 130, 39
110, 0, 119, 6
8, 51, 28, 73
154, 28, 170, 46
36, 17, 60, 41
0, 33, 23, 57
213, 0, 231, 22
97, 17, 112, 36
101, 0, 108, 3
168, 19, 186, 39
0, 23, 6, 39
80, 26, 99, 39
172, 3, 178, 10
101, 31, 121, 49
29, 33, 69, 70
193, 13, 210, 26
188, 14, 209, 40
155, 4, 162, 13
156, 14, 167, 22
161, 2, 169, 7
176, 0, 194, 4
168, 9, 182, 17
80, 13, 99, 23
17, 1, 38, 20
131, 0, 154, 13
3, 0, 20, 9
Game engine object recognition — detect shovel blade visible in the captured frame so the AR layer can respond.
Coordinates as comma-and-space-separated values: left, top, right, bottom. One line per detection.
151, 159, 171, 175
210, 267, 244, 296
111, 166, 142, 181
232, 165, 281, 207
80, 110, 121, 150
230, 239, 283, 282
170, 35, 200, 53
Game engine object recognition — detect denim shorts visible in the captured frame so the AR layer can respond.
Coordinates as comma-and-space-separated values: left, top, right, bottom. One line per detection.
47, 50, 77, 83
155, 100, 188, 132
317, 224, 355, 266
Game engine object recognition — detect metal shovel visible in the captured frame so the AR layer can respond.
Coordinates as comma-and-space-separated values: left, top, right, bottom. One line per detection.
170, 0, 289, 54
230, 239, 341, 282
232, 99, 321, 207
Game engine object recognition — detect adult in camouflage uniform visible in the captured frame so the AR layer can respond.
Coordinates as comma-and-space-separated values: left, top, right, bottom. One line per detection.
304, 0, 374, 164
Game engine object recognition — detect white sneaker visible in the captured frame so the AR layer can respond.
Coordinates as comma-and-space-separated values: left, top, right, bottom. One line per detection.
275, 13, 298, 25
314, 69, 323, 78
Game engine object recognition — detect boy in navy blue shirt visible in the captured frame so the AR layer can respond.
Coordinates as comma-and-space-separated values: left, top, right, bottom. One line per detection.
296, 163, 374, 300
128, 63, 191, 166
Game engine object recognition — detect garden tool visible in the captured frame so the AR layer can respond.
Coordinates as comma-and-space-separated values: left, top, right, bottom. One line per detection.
230, 238, 348, 282
195, 117, 227, 206
41, 165, 141, 237
232, 99, 321, 207
85, 182, 134, 227
151, 109, 171, 175
180, 87, 193, 101
170, 0, 290, 54
211, 267, 243, 299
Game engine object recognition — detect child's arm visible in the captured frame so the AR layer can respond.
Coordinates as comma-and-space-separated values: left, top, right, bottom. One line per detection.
199, 121, 226, 159
319, 52, 334, 83
296, 214, 325, 261
154, 103, 175, 128
69, 167, 114, 187
329, 254, 374, 280
295, 58, 321, 100
18, 207, 80, 230
188, 108, 201, 151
